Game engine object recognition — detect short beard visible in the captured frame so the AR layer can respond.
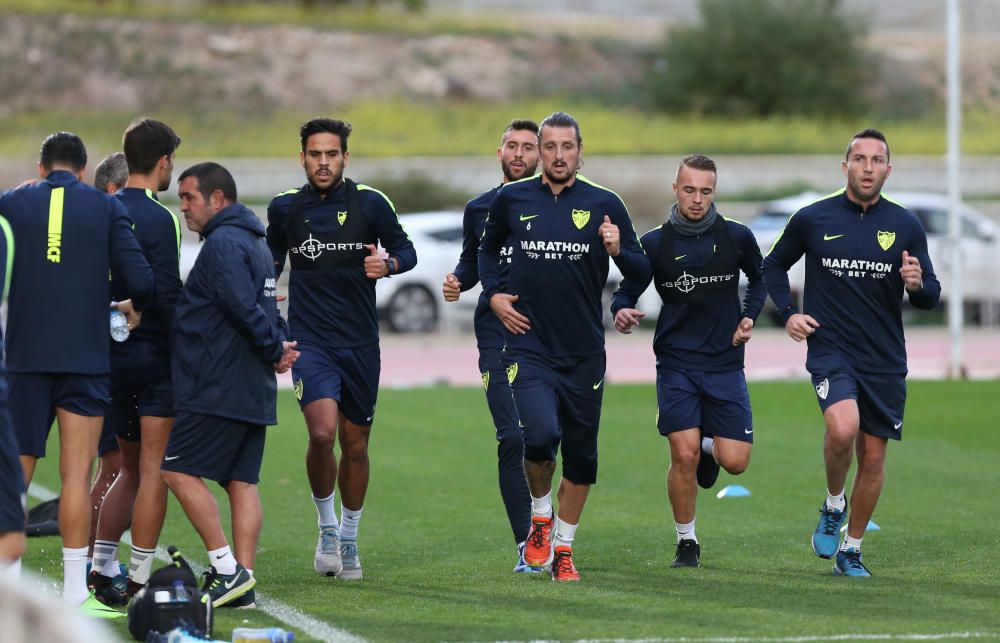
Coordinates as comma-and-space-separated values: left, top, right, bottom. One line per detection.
542, 165, 574, 186
308, 172, 343, 194
502, 160, 537, 183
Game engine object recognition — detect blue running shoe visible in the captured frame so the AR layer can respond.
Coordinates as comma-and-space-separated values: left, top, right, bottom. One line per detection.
811, 504, 846, 559
833, 547, 872, 577
513, 544, 545, 574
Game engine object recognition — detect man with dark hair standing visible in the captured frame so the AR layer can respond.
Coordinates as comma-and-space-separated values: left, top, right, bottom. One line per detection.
762, 128, 940, 577
267, 118, 416, 581
161, 162, 298, 607
0, 131, 153, 614
479, 111, 649, 581
613, 154, 766, 568
90, 118, 183, 604
441, 119, 541, 573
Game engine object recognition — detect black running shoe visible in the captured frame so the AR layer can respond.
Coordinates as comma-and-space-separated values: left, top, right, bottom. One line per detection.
671, 539, 701, 568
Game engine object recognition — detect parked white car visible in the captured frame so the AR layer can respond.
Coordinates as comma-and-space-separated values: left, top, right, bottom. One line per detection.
748, 190, 1000, 321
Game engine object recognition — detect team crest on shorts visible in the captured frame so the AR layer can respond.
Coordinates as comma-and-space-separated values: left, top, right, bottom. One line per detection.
815, 378, 830, 400
571, 209, 590, 230
294, 378, 304, 401
337, 211, 348, 226
481, 371, 490, 391
506, 362, 519, 385
877, 230, 896, 251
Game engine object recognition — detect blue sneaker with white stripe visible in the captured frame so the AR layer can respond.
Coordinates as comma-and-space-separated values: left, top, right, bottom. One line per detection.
833, 547, 872, 577
513, 544, 545, 574
811, 504, 846, 559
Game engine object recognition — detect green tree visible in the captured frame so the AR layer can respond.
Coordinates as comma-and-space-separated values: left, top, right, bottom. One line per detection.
648, 0, 871, 117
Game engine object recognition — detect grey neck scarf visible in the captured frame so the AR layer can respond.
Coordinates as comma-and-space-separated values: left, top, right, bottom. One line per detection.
669, 202, 718, 236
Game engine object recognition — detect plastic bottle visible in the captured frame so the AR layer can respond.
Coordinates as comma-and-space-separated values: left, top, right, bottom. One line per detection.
110, 308, 129, 342
231, 627, 295, 643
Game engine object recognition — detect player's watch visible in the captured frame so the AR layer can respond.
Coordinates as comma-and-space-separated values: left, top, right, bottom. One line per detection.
384, 258, 393, 276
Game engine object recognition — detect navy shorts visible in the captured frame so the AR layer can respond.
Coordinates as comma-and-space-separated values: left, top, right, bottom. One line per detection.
656, 367, 754, 443
292, 342, 380, 426
478, 347, 520, 442
106, 365, 175, 444
161, 412, 265, 485
0, 404, 27, 533
809, 354, 906, 440
506, 351, 605, 485
7, 372, 110, 458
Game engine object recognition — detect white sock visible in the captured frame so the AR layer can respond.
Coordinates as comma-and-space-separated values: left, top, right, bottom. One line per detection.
701, 436, 714, 454
129, 546, 157, 585
0, 557, 21, 580
92, 540, 118, 578
313, 491, 339, 530
530, 493, 553, 518
676, 519, 697, 543
340, 504, 363, 541
208, 545, 237, 575
63, 546, 89, 605
841, 534, 863, 552
826, 489, 846, 512
553, 517, 577, 549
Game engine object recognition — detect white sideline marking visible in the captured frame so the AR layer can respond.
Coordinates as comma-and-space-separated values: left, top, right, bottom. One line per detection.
28, 482, 364, 643
491, 633, 1000, 643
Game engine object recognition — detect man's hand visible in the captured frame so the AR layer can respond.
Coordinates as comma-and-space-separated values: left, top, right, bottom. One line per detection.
274, 340, 299, 374
732, 317, 754, 346
489, 293, 530, 335
900, 250, 923, 292
614, 308, 645, 334
111, 299, 142, 331
785, 313, 820, 342
364, 245, 390, 279
598, 215, 620, 257
442, 273, 461, 302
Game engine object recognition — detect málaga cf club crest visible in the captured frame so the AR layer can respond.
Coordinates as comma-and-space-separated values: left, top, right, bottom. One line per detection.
572, 209, 590, 230
877, 230, 895, 251
338, 211, 348, 226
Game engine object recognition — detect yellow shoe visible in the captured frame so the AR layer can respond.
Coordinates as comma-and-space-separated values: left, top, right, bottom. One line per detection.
80, 590, 126, 619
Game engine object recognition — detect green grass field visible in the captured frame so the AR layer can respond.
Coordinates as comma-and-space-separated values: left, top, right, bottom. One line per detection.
22, 381, 1000, 642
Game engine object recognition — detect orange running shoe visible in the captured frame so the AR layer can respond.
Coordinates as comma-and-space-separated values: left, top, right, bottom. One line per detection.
551, 546, 580, 582
524, 514, 555, 567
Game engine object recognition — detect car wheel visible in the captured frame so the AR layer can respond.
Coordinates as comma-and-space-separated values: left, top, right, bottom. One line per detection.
385, 285, 438, 333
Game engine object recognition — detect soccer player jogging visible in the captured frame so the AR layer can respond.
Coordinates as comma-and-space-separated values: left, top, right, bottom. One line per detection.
161, 162, 298, 607
478, 111, 650, 581
0, 132, 153, 615
89, 119, 183, 605
266, 119, 416, 580
441, 119, 541, 573
612, 155, 766, 568
0, 217, 27, 578
761, 129, 940, 577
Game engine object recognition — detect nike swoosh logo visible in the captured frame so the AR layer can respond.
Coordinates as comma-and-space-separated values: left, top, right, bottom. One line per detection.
519, 214, 541, 221
224, 577, 240, 589
744, 428, 753, 434
215, 554, 227, 559
164, 455, 180, 461
593, 379, 603, 390
674, 255, 687, 260
366, 415, 374, 423
893, 421, 902, 430
823, 234, 844, 241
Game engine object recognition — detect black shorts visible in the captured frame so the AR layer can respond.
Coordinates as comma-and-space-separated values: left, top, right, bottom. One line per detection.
505, 351, 605, 485
809, 354, 906, 440
656, 367, 754, 443
160, 412, 266, 485
0, 404, 27, 533
107, 365, 175, 443
292, 342, 380, 426
7, 372, 110, 458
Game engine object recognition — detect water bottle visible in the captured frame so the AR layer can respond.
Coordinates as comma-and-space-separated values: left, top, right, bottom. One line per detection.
232, 627, 295, 643
110, 308, 129, 342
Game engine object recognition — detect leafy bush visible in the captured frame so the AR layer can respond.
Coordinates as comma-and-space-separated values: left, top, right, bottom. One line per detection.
647, 0, 872, 117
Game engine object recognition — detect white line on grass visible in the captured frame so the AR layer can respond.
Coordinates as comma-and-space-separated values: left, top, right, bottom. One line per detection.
28, 482, 365, 643
490, 633, 1000, 643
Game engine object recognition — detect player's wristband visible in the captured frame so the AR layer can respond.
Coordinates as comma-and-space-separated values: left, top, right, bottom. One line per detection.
384, 258, 393, 276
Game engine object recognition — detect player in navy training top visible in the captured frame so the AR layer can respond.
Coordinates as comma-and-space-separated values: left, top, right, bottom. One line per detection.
0, 216, 26, 574
613, 154, 766, 569
90, 119, 184, 604
762, 129, 940, 577
478, 112, 650, 581
441, 119, 541, 573
0, 131, 153, 609
266, 118, 416, 580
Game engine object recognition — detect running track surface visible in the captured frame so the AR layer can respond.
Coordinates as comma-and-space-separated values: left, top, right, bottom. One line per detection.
276, 328, 999, 389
